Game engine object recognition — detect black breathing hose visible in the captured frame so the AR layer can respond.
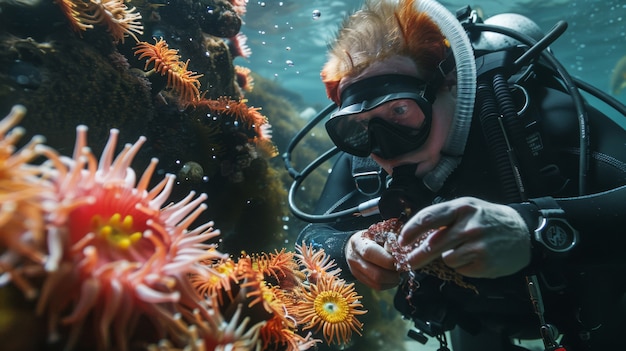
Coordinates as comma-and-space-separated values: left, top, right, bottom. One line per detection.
476, 81, 523, 202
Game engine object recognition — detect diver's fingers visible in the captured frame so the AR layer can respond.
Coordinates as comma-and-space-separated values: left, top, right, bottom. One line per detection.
398, 202, 458, 246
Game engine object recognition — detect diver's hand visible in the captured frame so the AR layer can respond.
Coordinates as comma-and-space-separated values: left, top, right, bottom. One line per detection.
398, 197, 531, 279
345, 231, 401, 290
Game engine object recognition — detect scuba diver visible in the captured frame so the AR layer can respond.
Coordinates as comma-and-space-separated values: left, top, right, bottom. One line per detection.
285, 0, 626, 350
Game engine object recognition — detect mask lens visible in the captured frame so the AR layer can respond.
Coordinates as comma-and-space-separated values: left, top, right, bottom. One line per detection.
369, 116, 431, 159
325, 94, 432, 158
325, 114, 372, 157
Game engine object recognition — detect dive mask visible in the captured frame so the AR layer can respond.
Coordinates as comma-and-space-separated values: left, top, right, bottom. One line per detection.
325, 74, 436, 159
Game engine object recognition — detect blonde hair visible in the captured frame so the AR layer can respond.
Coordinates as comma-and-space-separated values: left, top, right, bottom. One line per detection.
322, 0, 449, 104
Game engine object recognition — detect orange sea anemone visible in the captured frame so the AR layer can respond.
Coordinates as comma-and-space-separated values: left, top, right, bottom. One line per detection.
190, 257, 242, 305
295, 241, 341, 283
135, 38, 203, 107
252, 249, 302, 290
149, 301, 266, 351
234, 65, 254, 93
195, 97, 266, 130
56, 0, 144, 43
297, 274, 367, 345
32, 126, 225, 350
55, 0, 95, 33
87, 0, 144, 43
0, 105, 52, 299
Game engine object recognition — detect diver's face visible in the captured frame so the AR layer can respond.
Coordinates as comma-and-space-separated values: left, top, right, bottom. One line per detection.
336, 55, 455, 178
371, 88, 455, 178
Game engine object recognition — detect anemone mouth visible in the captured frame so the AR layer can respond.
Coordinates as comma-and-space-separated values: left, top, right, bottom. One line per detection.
314, 290, 351, 324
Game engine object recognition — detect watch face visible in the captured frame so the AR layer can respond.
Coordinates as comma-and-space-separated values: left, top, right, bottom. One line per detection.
543, 221, 574, 251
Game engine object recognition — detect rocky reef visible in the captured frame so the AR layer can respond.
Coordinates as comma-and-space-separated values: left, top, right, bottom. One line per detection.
0, 0, 289, 254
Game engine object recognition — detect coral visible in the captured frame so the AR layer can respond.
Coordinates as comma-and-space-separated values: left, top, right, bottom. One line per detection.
135, 38, 203, 107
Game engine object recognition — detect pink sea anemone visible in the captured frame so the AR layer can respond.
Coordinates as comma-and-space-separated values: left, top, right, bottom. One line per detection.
228, 32, 252, 59
33, 126, 226, 350
228, 0, 248, 17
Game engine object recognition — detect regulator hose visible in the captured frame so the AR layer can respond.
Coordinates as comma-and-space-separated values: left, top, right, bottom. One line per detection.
476, 81, 523, 202
416, 0, 477, 192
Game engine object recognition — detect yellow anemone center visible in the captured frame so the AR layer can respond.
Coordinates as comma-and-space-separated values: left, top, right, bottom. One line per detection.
93, 213, 142, 249
314, 290, 350, 324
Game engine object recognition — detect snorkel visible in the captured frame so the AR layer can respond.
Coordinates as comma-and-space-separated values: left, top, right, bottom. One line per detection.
417, 0, 477, 192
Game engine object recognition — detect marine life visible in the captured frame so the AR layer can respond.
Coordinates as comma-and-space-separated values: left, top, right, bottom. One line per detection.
235, 65, 254, 93
228, 0, 248, 16
195, 97, 268, 134
297, 273, 367, 345
363, 218, 478, 293
31, 124, 226, 350
228, 32, 252, 59
0, 105, 51, 299
134, 38, 204, 107
295, 241, 342, 283
55, 0, 144, 42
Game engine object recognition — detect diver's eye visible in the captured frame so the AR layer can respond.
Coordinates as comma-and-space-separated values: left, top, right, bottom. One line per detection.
392, 105, 409, 115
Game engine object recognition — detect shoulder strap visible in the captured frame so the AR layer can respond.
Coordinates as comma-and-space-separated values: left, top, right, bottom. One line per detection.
351, 156, 383, 197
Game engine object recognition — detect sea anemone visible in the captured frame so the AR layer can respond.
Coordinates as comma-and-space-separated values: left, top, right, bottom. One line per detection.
234, 65, 254, 93
32, 125, 225, 350
87, 0, 144, 43
252, 249, 302, 290
193, 97, 272, 149
295, 241, 341, 283
228, 0, 248, 16
297, 274, 367, 345
148, 301, 266, 351
0, 105, 51, 299
228, 32, 252, 59
135, 38, 203, 107
55, 0, 95, 33
55, 0, 144, 43
190, 257, 241, 305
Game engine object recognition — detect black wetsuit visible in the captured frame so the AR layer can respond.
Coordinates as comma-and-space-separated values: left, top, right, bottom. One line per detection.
297, 52, 626, 350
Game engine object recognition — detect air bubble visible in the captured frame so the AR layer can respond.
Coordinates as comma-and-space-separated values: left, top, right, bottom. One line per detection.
312, 9, 321, 20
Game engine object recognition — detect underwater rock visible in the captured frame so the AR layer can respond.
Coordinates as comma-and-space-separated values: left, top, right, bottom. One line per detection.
8, 60, 42, 89
158, 0, 242, 38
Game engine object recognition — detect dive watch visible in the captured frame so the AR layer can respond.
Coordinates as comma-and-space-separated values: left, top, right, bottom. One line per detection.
530, 197, 579, 254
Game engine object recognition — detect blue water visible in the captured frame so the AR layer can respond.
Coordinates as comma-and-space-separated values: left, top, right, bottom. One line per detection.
238, 0, 626, 122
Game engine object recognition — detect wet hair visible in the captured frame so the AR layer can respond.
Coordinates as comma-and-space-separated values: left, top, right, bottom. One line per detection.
322, 0, 449, 104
